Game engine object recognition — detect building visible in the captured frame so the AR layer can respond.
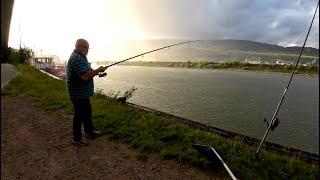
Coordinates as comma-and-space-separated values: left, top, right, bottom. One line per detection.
29, 55, 60, 69
29, 56, 66, 79
244, 59, 261, 64
275, 60, 284, 65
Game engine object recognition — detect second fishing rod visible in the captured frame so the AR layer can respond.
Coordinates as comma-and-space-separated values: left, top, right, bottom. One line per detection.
97, 40, 200, 77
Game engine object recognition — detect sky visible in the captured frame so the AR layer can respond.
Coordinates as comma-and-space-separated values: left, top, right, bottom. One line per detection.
8, 0, 319, 62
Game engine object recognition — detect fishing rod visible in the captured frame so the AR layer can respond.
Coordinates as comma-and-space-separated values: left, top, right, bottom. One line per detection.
98, 40, 200, 77
193, 144, 238, 180
254, 1, 319, 158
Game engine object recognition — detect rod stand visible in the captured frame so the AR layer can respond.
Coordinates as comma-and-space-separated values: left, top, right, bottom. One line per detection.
264, 117, 280, 131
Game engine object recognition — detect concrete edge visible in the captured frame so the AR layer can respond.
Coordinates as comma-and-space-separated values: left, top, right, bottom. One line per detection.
39, 70, 63, 80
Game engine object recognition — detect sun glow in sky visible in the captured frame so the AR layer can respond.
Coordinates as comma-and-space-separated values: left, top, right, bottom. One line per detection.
9, 0, 154, 61
9, 0, 319, 62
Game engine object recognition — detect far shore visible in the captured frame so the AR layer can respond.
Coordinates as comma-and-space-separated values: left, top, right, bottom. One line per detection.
92, 61, 319, 76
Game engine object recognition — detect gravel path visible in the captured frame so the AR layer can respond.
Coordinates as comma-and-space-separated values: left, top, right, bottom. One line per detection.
1, 63, 17, 90
1, 96, 218, 179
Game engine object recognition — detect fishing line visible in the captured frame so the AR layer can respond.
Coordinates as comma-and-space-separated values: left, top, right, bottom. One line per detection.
255, 1, 319, 157
98, 40, 200, 77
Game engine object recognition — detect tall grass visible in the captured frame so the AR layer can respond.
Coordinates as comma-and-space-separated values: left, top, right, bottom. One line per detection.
2, 64, 318, 179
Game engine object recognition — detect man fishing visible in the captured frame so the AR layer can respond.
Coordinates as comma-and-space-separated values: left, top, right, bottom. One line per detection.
67, 38, 107, 146
66, 39, 198, 146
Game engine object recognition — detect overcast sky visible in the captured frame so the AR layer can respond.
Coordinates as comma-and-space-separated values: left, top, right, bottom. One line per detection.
9, 0, 319, 61
131, 0, 319, 47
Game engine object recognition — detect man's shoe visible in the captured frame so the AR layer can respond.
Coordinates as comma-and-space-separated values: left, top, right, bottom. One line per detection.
86, 130, 103, 140
72, 140, 89, 146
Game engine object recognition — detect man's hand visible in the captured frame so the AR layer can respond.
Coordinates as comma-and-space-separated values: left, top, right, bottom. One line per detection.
80, 66, 108, 81
96, 66, 107, 72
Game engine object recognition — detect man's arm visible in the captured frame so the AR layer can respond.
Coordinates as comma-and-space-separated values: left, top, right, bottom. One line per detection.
80, 66, 107, 81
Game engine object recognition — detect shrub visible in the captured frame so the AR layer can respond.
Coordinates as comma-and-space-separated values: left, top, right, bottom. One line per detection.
7, 47, 34, 64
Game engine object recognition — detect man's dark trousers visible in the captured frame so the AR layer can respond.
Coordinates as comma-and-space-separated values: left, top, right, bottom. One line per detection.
72, 98, 94, 141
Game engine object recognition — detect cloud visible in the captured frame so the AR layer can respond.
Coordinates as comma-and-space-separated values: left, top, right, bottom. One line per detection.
130, 0, 319, 48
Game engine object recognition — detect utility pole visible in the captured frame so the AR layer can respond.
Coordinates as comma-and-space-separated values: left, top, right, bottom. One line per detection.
19, 19, 21, 49
1, 0, 15, 62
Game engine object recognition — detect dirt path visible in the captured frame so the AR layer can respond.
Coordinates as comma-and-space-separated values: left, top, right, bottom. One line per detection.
1, 63, 17, 90
1, 96, 218, 179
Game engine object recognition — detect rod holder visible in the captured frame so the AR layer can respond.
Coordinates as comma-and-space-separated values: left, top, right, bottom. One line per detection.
263, 117, 280, 131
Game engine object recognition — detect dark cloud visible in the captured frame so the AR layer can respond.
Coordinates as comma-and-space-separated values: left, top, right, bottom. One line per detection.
131, 0, 319, 48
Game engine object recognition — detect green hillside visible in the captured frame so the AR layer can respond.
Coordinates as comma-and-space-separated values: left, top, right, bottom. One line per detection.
99, 39, 319, 65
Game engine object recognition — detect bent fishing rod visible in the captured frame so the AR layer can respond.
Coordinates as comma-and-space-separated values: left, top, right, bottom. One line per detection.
254, 1, 319, 158
97, 40, 200, 77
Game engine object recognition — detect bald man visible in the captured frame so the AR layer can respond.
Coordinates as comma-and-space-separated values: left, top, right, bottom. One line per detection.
67, 38, 107, 146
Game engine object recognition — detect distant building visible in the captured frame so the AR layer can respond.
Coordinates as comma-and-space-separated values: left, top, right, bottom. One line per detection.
306, 59, 319, 66
29, 55, 60, 70
244, 59, 261, 64
276, 60, 284, 65
29, 55, 66, 78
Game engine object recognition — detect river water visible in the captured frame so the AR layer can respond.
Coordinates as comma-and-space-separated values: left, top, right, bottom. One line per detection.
93, 65, 319, 154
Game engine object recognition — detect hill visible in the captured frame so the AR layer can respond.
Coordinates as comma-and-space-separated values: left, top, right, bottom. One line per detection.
99, 39, 319, 65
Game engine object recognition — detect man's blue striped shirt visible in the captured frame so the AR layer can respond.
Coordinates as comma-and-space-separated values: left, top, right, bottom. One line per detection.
67, 51, 94, 100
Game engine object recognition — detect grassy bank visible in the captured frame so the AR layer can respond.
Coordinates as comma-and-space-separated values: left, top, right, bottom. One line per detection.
2, 64, 318, 179
116, 61, 319, 75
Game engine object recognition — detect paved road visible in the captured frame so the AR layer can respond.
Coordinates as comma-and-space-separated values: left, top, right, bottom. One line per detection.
1, 63, 17, 90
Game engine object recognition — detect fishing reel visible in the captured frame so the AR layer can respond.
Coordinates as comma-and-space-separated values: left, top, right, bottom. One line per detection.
264, 117, 280, 131
98, 72, 107, 77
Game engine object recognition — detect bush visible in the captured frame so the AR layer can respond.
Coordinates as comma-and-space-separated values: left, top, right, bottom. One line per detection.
7, 47, 34, 64
283, 65, 291, 71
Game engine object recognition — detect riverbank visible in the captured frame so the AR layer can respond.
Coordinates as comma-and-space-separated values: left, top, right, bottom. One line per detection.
1, 64, 319, 179
127, 102, 319, 164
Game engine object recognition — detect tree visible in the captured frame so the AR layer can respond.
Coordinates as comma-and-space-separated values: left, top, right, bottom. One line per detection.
8, 47, 34, 64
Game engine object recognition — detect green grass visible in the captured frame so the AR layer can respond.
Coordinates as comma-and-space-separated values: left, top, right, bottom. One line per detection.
191, 47, 319, 60
2, 64, 319, 179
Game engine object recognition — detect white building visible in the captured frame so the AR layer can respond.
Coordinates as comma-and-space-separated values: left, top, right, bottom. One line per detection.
244, 59, 261, 64
29, 55, 60, 70
276, 60, 284, 65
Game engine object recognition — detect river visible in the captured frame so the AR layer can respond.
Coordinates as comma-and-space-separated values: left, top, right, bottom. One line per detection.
93, 65, 319, 154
